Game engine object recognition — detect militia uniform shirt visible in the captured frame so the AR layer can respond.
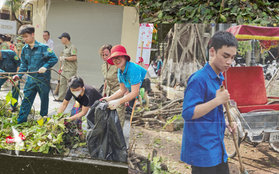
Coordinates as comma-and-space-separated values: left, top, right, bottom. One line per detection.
62, 42, 77, 72
0, 42, 9, 50
16, 42, 24, 51
101, 62, 120, 96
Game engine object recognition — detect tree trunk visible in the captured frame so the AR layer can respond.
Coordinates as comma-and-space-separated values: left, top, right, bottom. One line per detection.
161, 24, 203, 88
12, 11, 23, 26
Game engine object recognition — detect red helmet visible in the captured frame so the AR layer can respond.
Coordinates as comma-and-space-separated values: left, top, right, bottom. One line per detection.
107, 45, 130, 65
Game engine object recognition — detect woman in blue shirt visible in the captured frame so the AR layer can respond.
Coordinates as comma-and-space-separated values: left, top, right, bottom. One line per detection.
101, 45, 147, 110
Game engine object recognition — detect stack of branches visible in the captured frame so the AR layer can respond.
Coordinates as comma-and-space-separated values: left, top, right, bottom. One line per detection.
148, 82, 169, 106
132, 97, 183, 129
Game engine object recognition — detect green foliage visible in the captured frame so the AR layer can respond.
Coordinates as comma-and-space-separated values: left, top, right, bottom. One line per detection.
0, 99, 86, 156
140, 0, 279, 24
143, 156, 170, 174
5, 91, 17, 106
163, 114, 182, 129
237, 41, 252, 57
5, 0, 22, 13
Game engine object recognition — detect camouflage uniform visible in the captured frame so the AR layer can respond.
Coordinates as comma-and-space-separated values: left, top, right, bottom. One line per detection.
57, 42, 78, 100
0, 42, 9, 50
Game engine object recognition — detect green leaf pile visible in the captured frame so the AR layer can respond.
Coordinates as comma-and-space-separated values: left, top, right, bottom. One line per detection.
0, 105, 87, 156
140, 0, 279, 24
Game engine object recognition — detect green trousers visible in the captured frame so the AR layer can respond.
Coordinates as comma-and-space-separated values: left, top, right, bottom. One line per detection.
57, 70, 76, 101
117, 103, 126, 129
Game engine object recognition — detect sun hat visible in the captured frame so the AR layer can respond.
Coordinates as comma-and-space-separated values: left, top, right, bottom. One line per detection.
16, 36, 23, 41
107, 45, 130, 65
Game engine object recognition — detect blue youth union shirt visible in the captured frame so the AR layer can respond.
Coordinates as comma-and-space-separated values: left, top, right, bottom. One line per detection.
180, 62, 228, 167
0, 50, 20, 72
18, 40, 58, 80
118, 61, 147, 92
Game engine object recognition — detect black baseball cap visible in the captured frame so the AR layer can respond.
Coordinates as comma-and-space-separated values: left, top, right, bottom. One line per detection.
58, 32, 70, 40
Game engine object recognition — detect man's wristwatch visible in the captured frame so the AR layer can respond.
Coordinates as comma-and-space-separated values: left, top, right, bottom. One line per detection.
65, 57, 67, 60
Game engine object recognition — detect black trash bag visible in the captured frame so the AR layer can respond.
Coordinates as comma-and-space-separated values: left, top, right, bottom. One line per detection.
98, 84, 104, 94
86, 100, 127, 163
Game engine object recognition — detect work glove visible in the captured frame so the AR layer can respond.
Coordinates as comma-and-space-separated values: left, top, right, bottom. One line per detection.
12, 75, 19, 82
38, 67, 47, 73
99, 97, 111, 102
125, 102, 129, 107
108, 99, 120, 110
60, 56, 66, 61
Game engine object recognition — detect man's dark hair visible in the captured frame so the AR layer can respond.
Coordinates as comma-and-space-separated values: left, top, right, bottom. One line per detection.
211, 31, 238, 52
5, 35, 11, 42
18, 25, 35, 35
0, 34, 6, 41
68, 76, 84, 89
43, 30, 50, 36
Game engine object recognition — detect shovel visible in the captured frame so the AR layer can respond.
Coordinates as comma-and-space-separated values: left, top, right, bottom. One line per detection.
54, 52, 63, 95
220, 85, 249, 174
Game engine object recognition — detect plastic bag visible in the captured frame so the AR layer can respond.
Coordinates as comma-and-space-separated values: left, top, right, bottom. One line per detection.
86, 100, 127, 163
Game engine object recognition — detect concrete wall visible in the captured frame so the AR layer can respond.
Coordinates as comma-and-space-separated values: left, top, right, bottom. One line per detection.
30, 0, 139, 88
32, 0, 46, 43
121, 6, 139, 63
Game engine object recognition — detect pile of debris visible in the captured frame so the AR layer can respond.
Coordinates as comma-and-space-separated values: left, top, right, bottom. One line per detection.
0, 98, 88, 157
132, 83, 184, 131
128, 140, 169, 174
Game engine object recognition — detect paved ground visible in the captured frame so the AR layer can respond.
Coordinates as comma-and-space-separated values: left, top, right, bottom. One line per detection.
0, 81, 130, 146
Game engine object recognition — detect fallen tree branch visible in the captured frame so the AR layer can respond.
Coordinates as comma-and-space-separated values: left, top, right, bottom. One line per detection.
160, 98, 183, 110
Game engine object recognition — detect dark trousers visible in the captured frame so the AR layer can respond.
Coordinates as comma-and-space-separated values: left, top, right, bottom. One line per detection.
129, 98, 135, 108
191, 161, 230, 174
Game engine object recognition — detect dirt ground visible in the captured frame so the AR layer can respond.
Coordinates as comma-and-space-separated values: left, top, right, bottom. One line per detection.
129, 125, 279, 174
128, 78, 279, 174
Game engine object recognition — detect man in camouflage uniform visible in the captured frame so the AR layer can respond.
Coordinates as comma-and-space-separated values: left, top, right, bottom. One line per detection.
55, 32, 78, 102
16, 36, 25, 58
0, 50, 21, 112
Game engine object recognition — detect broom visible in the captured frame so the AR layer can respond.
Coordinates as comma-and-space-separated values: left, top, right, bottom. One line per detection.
54, 52, 63, 95
220, 85, 249, 174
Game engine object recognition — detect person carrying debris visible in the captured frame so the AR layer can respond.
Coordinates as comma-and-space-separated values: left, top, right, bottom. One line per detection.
101, 45, 147, 113
12, 25, 58, 124
56, 76, 102, 129
99, 44, 126, 128
55, 32, 77, 102
0, 34, 9, 50
0, 50, 20, 112
180, 31, 238, 174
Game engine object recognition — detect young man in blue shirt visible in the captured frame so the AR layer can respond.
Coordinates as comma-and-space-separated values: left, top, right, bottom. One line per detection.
13, 25, 58, 124
181, 31, 238, 174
